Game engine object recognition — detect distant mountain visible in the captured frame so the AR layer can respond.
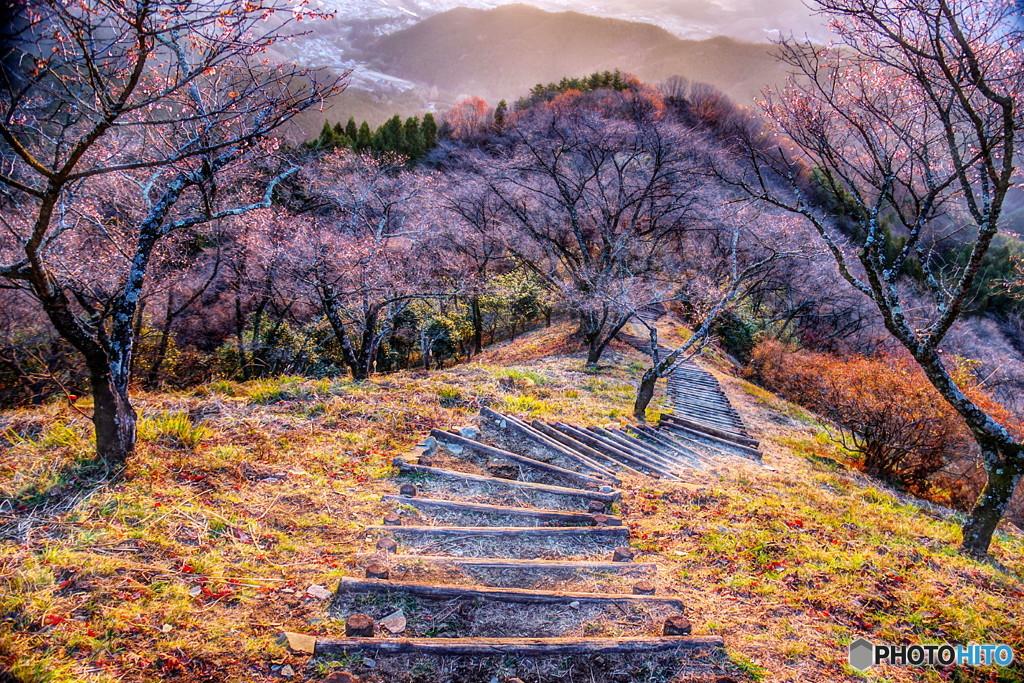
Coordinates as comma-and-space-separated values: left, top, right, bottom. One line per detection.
366, 5, 791, 106
308, 0, 826, 43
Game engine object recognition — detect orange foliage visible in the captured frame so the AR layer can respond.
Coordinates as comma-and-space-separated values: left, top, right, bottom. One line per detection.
747, 340, 1021, 499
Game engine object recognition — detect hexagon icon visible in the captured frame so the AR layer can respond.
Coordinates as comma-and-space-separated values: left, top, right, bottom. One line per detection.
849, 638, 875, 672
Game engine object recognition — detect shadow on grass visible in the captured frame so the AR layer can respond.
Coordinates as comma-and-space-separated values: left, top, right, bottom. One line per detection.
0, 455, 118, 541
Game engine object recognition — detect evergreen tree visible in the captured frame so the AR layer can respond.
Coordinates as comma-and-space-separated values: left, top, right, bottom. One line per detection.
317, 120, 335, 148
356, 121, 372, 150
345, 116, 358, 142
421, 112, 437, 149
403, 116, 423, 156
493, 100, 508, 133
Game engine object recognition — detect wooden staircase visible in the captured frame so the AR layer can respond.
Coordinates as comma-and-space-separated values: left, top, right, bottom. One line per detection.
617, 309, 764, 463
298, 408, 728, 681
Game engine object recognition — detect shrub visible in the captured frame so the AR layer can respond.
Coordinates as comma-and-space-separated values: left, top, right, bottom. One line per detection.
746, 340, 1020, 495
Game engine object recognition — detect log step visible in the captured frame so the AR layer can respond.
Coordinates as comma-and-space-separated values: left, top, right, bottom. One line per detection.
658, 422, 762, 460
431, 429, 609, 488
365, 525, 630, 540
355, 555, 655, 573
382, 495, 620, 526
335, 577, 685, 609
394, 461, 619, 503
661, 413, 756, 445
314, 635, 725, 657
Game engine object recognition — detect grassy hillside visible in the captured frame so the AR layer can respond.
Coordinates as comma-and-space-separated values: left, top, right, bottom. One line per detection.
1, 323, 1022, 682
368, 5, 791, 106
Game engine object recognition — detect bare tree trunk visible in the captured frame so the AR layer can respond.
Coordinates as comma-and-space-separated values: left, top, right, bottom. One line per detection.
961, 458, 1023, 556
90, 369, 136, 467
471, 297, 483, 355
633, 368, 658, 421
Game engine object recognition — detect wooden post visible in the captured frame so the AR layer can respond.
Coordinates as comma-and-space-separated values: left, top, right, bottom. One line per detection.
612, 547, 635, 562
633, 581, 655, 595
345, 614, 374, 637
365, 562, 390, 580
399, 483, 417, 497
663, 616, 692, 635
383, 512, 401, 526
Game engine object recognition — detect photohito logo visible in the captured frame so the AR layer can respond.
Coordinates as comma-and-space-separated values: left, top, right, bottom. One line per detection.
848, 638, 1015, 671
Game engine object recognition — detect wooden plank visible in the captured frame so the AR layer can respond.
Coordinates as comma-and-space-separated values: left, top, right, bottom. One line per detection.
658, 421, 763, 459
530, 421, 648, 478
629, 426, 715, 466
355, 555, 655, 573
607, 429, 707, 472
394, 462, 618, 503
660, 414, 758, 447
497, 411, 620, 481
430, 430, 607, 488
669, 406, 746, 432
315, 635, 726, 657
556, 423, 682, 481
382, 495, 618, 526
335, 577, 686, 609
365, 525, 630, 540
589, 427, 688, 476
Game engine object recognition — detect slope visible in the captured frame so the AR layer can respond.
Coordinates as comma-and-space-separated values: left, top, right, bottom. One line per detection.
0, 322, 1021, 682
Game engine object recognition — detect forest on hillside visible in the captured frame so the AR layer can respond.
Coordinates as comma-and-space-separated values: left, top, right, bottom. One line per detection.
2, 0, 1024, 562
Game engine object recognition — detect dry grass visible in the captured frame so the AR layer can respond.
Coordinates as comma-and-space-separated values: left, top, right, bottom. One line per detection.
0, 322, 1021, 682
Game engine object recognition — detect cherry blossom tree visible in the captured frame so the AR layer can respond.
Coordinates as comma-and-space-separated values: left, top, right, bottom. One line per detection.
471, 88, 715, 367
0, 0, 343, 465
739, 0, 1024, 556
289, 152, 428, 380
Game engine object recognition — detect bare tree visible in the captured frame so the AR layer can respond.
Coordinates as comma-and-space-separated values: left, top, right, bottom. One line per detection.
476, 88, 714, 367
0, 0, 343, 465
632, 208, 804, 419
738, 0, 1024, 556
292, 152, 426, 380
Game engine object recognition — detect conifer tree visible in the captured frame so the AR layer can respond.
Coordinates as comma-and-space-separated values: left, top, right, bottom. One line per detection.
345, 116, 358, 141
421, 112, 438, 149
404, 116, 423, 156
357, 121, 372, 150
494, 100, 508, 133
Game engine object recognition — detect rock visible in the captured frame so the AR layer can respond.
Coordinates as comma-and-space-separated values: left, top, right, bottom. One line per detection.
383, 512, 401, 526
375, 537, 398, 552
365, 562, 390, 580
486, 461, 518, 479
378, 609, 407, 634
362, 658, 376, 669
277, 631, 317, 654
612, 546, 635, 562
399, 483, 417, 497
599, 485, 614, 494
421, 436, 437, 453
632, 581, 656, 595
458, 426, 479, 440
568, 601, 580, 609
345, 614, 374, 637
663, 615, 692, 636
306, 584, 333, 601
418, 455, 434, 467
324, 673, 360, 683
446, 443, 465, 455
280, 664, 295, 678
